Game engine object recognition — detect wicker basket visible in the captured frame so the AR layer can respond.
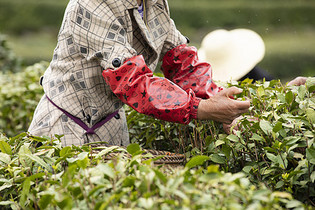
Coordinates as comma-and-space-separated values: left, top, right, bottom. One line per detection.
89, 143, 186, 166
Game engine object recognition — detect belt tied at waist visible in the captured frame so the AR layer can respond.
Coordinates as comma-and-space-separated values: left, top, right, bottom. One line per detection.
46, 95, 119, 135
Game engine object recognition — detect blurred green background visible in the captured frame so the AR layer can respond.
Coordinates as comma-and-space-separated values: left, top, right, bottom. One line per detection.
1, 0, 314, 81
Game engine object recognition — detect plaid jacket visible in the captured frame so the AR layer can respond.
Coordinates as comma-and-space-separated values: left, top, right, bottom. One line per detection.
29, 0, 218, 146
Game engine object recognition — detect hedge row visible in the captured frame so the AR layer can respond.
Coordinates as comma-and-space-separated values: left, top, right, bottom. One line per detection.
0, 62, 46, 136
0, 33, 314, 205
127, 78, 315, 205
0, 134, 306, 209
1, 0, 315, 36
0, 0, 66, 34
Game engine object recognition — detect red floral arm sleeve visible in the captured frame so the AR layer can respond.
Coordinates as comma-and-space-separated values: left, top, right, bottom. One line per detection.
162, 44, 222, 99
102, 55, 201, 124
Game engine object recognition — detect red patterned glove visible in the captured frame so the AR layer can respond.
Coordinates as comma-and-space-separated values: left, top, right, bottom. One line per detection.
102, 55, 201, 124
162, 44, 221, 99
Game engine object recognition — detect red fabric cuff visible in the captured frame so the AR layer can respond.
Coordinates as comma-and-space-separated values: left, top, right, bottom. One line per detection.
190, 97, 201, 120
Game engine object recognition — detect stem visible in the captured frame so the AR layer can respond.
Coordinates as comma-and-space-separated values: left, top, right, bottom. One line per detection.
261, 154, 270, 168
178, 125, 185, 153
254, 141, 262, 182
306, 137, 311, 202
79, 170, 91, 209
193, 125, 198, 149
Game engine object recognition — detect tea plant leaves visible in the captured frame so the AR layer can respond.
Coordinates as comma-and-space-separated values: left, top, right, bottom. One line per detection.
0, 140, 11, 155
306, 147, 315, 164
306, 108, 315, 124
25, 153, 49, 170
0, 152, 11, 165
20, 177, 31, 207
259, 120, 273, 135
127, 143, 141, 155
0, 133, 308, 209
210, 154, 226, 164
185, 155, 209, 169
311, 171, 315, 183
0, 59, 314, 208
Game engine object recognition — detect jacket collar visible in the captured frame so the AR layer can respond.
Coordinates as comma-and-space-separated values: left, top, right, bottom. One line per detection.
124, 0, 158, 10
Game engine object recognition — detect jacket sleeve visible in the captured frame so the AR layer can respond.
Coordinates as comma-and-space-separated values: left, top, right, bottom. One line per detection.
66, 0, 137, 70
161, 44, 222, 99
102, 55, 201, 124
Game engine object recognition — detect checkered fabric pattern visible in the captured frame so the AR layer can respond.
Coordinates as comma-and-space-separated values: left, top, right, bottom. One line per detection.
28, 0, 187, 146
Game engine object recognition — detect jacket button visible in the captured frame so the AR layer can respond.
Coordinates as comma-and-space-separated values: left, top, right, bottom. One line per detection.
112, 58, 121, 68
185, 36, 190, 44
114, 113, 120, 119
39, 76, 44, 86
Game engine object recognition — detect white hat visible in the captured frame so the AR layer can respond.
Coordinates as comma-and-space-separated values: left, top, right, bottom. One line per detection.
198, 29, 265, 81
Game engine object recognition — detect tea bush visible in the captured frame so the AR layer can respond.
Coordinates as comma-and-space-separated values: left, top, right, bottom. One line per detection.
0, 34, 22, 73
0, 62, 46, 136
0, 133, 306, 209
0, 59, 314, 206
127, 78, 315, 205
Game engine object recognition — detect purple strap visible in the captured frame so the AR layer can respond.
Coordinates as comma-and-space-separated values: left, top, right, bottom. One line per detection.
46, 95, 119, 135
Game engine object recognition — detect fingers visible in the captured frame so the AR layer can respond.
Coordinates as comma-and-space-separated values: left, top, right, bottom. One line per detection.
234, 100, 251, 110
220, 87, 243, 97
287, 77, 307, 86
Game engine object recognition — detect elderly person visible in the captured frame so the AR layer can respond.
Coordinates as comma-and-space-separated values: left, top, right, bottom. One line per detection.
28, 0, 250, 146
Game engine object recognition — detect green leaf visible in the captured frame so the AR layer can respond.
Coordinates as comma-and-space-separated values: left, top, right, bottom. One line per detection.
97, 163, 115, 179
0, 201, 15, 206
297, 85, 306, 100
95, 146, 122, 159
226, 134, 239, 142
306, 108, 315, 124
222, 144, 231, 159
264, 147, 277, 153
259, 120, 273, 135
250, 133, 265, 142
18, 144, 32, 167
272, 121, 282, 133
25, 154, 49, 170
285, 91, 294, 104
210, 154, 225, 164
0, 183, 12, 192
242, 166, 252, 173
76, 152, 89, 169
9, 132, 27, 144
127, 143, 141, 155
275, 181, 284, 189
283, 136, 300, 146
215, 140, 225, 147
20, 177, 31, 207
185, 155, 210, 169
306, 147, 315, 164
29, 135, 50, 142
257, 86, 265, 97
60, 146, 72, 157
153, 169, 167, 184
0, 152, 11, 164
286, 200, 303, 209
207, 165, 220, 173
0, 140, 12, 155
311, 171, 315, 183
122, 176, 136, 187
266, 153, 277, 163
39, 194, 54, 209
277, 154, 288, 169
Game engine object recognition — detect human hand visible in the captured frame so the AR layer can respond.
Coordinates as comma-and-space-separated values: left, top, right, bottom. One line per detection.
197, 87, 250, 124
223, 116, 258, 134
287, 76, 307, 86
223, 116, 242, 134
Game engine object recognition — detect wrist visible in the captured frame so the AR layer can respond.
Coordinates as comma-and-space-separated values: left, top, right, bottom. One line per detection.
197, 99, 208, 120
191, 97, 201, 120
